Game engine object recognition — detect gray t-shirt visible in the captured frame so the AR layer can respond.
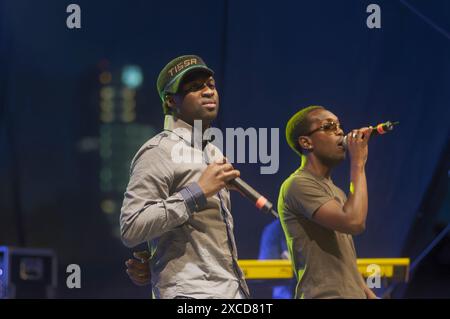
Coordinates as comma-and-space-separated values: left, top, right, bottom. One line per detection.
278, 168, 366, 299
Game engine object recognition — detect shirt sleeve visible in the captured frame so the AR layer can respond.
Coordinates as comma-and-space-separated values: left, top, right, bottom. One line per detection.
285, 175, 335, 220
120, 146, 207, 247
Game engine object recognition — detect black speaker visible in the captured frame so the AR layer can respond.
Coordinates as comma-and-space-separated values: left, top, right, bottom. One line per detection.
0, 246, 57, 299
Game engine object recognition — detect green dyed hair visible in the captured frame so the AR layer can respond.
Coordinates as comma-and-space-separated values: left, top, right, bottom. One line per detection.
285, 105, 325, 156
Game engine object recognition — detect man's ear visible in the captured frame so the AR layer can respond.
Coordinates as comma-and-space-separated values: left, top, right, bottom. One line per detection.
298, 136, 313, 151
165, 94, 177, 113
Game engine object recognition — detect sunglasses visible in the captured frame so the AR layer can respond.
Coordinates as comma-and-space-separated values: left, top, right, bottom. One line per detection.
305, 121, 344, 136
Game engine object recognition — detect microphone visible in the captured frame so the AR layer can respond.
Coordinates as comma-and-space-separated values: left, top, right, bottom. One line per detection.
343, 121, 399, 149
228, 177, 279, 218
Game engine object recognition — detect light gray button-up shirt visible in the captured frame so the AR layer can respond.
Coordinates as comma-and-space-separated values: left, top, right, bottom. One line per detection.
120, 115, 249, 299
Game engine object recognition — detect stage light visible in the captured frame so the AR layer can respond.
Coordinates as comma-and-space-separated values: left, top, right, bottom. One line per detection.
100, 86, 115, 99
101, 199, 116, 214
99, 72, 112, 85
121, 65, 143, 89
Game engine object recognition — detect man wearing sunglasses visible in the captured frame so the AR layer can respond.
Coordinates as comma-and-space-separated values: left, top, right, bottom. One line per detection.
279, 105, 377, 299
120, 55, 249, 299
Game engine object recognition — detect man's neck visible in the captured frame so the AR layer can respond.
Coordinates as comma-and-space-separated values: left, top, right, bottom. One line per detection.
302, 155, 333, 179
181, 118, 211, 133
165, 115, 212, 149
166, 115, 211, 131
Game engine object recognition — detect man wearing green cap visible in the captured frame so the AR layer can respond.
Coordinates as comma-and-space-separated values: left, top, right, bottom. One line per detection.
120, 55, 250, 299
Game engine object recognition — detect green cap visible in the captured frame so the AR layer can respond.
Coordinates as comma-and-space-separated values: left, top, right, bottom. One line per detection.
156, 55, 214, 101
